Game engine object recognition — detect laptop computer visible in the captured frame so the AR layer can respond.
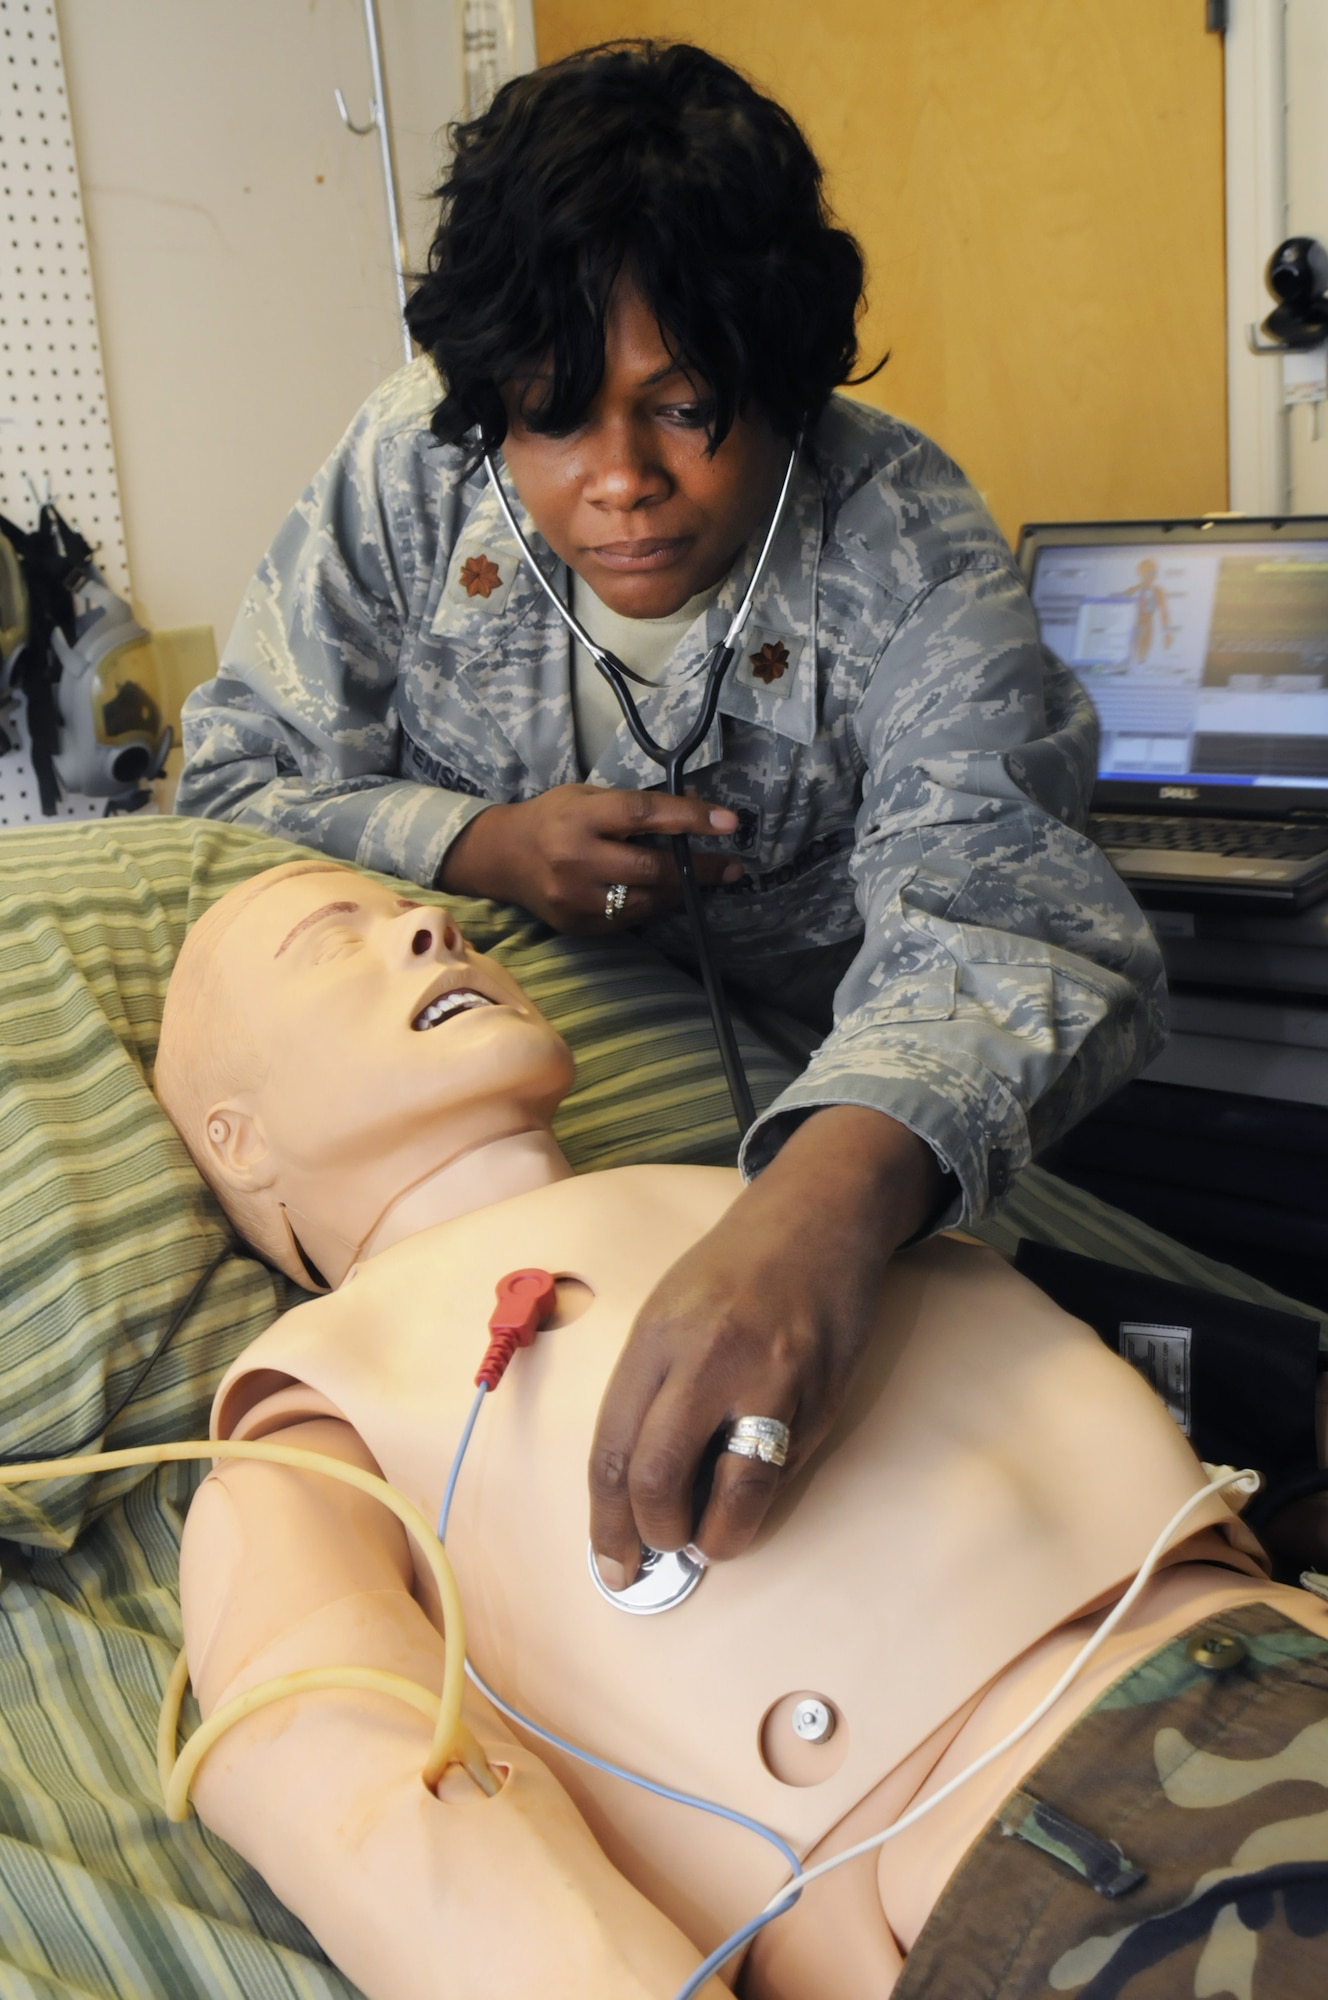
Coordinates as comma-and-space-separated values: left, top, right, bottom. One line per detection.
1018, 515, 1328, 909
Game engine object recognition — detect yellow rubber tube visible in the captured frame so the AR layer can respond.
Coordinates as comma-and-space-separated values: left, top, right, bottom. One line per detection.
0, 1439, 489, 1809
157, 1653, 501, 1817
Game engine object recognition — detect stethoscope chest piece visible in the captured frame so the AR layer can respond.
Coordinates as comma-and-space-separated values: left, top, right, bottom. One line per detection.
587, 1539, 705, 1615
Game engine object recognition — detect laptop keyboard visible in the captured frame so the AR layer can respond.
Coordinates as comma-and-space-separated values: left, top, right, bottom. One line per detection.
1089, 814, 1328, 859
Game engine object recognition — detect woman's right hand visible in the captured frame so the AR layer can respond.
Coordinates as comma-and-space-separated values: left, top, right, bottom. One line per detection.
438, 785, 741, 933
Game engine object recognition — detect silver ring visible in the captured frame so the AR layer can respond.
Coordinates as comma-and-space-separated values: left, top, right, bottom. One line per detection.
724, 1415, 791, 1468
604, 882, 629, 923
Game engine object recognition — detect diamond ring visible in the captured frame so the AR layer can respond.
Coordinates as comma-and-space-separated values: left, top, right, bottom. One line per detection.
724, 1415, 791, 1468
604, 883, 629, 923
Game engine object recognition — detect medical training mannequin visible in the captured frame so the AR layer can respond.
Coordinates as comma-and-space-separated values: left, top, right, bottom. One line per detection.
156, 862, 1328, 2000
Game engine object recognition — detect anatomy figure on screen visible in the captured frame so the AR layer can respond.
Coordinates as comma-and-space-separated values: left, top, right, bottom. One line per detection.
1126, 558, 1177, 664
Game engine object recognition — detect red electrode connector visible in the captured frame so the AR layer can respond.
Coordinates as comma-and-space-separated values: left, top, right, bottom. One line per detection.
475, 1268, 558, 1389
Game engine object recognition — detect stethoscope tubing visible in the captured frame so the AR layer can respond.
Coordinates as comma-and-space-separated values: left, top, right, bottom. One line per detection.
482, 443, 800, 1136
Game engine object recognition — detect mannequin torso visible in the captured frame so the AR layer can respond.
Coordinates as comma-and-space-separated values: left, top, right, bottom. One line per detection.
156, 866, 1324, 1998
194, 1165, 1289, 1987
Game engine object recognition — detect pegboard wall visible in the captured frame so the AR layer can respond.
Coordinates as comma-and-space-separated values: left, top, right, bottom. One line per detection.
0, 0, 130, 822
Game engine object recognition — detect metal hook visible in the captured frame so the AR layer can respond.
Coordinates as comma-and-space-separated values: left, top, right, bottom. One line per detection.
333, 86, 378, 137
333, 0, 411, 363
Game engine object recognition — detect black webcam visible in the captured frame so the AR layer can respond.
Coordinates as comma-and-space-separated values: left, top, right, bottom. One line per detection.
1262, 236, 1328, 348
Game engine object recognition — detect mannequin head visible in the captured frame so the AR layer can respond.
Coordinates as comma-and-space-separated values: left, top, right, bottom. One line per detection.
155, 862, 574, 1286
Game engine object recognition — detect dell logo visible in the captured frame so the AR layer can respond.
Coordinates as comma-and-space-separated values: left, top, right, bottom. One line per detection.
1159, 786, 1200, 801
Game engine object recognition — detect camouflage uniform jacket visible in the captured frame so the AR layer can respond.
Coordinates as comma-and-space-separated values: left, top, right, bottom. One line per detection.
177, 361, 1166, 1222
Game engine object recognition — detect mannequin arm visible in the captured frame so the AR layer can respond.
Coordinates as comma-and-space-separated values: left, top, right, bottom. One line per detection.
180, 1416, 721, 2000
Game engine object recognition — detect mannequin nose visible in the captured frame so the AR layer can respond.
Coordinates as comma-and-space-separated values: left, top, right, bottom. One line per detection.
396, 906, 461, 960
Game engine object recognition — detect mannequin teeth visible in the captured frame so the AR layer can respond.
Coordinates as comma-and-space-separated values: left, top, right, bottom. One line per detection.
411, 989, 494, 1032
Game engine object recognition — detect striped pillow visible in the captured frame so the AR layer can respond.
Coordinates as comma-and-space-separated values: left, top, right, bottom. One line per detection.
0, 816, 793, 1547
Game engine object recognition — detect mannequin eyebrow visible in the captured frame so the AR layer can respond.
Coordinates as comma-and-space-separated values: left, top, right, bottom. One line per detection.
274, 901, 359, 957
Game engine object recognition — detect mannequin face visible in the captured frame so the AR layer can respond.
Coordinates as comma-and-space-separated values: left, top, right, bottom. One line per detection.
184, 866, 574, 1270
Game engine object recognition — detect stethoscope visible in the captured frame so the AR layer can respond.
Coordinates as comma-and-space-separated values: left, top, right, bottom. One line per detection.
483, 442, 801, 1134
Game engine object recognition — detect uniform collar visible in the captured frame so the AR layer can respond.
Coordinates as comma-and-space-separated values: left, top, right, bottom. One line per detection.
431, 471, 557, 643
436, 447, 822, 790
431, 467, 580, 786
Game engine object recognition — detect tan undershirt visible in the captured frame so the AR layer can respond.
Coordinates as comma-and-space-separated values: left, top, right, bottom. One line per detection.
569, 573, 722, 772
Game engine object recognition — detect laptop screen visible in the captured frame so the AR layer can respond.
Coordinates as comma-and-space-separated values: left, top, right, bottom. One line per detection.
1018, 518, 1328, 812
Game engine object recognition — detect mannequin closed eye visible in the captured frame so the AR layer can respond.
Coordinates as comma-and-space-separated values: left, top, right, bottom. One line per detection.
275, 901, 362, 958
312, 926, 366, 963
275, 899, 461, 973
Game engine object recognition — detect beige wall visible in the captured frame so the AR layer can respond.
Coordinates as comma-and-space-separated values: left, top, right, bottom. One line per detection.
534, 0, 1228, 546
58, 0, 464, 650
1286, 0, 1328, 513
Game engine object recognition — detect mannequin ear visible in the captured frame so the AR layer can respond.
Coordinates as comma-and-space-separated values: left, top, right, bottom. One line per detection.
201, 1104, 276, 1193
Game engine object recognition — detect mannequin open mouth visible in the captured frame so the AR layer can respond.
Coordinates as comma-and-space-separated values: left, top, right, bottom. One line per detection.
411, 989, 496, 1032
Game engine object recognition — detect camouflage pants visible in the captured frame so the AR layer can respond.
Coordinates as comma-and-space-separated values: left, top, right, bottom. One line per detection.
895, 1603, 1328, 1998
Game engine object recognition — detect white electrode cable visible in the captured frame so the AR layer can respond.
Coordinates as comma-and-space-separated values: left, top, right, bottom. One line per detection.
670, 1465, 1262, 2000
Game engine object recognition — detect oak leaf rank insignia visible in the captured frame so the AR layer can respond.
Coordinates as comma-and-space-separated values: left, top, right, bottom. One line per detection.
750, 640, 790, 685
459, 553, 504, 600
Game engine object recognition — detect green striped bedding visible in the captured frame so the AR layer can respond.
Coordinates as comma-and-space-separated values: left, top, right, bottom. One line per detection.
0, 814, 1318, 1998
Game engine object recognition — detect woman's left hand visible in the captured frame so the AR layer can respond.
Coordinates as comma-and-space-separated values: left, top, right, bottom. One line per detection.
587, 1106, 945, 1584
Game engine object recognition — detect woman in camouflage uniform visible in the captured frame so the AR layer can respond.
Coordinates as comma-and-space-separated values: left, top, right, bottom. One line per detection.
176, 42, 1165, 1595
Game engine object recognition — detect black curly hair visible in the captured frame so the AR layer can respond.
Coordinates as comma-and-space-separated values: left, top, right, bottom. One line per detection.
405, 40, 870, 458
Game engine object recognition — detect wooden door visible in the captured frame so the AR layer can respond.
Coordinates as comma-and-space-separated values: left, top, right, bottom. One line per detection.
533, 0, 1228, 546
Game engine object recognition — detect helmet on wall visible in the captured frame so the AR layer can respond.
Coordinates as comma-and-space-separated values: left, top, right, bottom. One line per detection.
49, 571, 171, 799
0, 503, 169, 813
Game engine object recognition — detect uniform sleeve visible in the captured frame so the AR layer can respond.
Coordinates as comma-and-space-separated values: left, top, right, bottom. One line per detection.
740, 551, 1167, 1226
175, 373, 492, 887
